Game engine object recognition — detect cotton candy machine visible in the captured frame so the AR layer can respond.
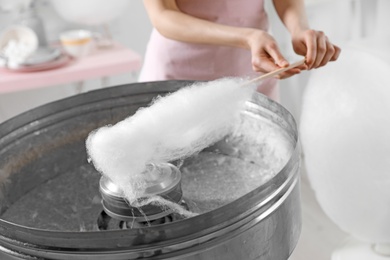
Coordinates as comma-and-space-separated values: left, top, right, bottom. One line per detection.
0, 81, 301, 260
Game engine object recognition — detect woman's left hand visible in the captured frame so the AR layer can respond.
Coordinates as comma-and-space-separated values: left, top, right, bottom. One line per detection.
291, 29, 341, 69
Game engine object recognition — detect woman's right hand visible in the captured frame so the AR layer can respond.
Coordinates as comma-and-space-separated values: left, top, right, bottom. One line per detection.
246, 29, 306, 79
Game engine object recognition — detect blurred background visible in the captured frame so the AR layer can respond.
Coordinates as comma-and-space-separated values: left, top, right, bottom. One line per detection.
0, 0, 388, 259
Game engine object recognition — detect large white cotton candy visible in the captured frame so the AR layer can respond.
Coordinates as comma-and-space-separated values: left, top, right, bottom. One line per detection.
300, 48, 390, 243
86, 78, 255, 205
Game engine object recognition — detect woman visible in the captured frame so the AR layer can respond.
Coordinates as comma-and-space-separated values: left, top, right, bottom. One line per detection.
139, 0, 340, 100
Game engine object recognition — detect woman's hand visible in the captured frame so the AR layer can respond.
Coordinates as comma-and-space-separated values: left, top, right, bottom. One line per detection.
291, 29, 341, 69
272, 0, 341, 71
246, 30, 304, 79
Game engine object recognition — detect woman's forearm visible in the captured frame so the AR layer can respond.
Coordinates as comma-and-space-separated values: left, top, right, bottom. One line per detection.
143, 0, 254, 49
272, 0, 310, 35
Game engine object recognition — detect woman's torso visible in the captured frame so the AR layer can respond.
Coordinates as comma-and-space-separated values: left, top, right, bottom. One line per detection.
140, 0, 268, 79
139, 0, 278, 99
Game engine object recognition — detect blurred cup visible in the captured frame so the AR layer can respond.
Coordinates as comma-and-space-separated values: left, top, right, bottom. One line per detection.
60, 29, 93, 58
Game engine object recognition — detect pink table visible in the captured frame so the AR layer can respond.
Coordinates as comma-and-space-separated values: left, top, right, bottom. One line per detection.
0, 43, 142, 94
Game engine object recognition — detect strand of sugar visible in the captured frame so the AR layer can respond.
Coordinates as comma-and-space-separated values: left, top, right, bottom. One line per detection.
86, 77, 256, 217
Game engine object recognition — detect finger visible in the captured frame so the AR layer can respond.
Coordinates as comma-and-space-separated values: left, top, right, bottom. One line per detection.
277, 68, 301, 79
319, 40, 335, 67
330, 44, 341, 61
304, 31, 317, 69
297, 62, 309, 71
252, 55, 279, 73
265, 42, 289, 68
285, 68, 301, 74
313, 32, 327, 68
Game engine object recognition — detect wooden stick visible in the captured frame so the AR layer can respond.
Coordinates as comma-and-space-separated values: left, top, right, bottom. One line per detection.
242, 58, 306, 87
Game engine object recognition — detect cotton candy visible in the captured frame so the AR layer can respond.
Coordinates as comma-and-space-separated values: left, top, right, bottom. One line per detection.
86, 78, 255, 208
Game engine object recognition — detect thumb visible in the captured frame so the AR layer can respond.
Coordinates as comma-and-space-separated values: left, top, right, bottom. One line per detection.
266, 44, 289, 68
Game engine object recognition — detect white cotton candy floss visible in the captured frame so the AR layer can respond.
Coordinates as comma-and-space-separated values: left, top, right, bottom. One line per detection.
86, 78, 256, 207
300, 47, 390, 243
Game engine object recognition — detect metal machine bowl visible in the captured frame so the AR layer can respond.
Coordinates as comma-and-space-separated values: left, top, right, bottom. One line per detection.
0, 81, 301, 260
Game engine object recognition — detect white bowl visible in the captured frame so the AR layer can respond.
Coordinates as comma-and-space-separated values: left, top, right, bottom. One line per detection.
60, 29, 93, 58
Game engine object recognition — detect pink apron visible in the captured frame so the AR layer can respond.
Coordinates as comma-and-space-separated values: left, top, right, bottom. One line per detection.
139, 0, 279, 100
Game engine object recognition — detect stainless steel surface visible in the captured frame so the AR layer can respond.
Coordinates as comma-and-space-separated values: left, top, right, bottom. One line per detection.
0, 80, 301, 259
